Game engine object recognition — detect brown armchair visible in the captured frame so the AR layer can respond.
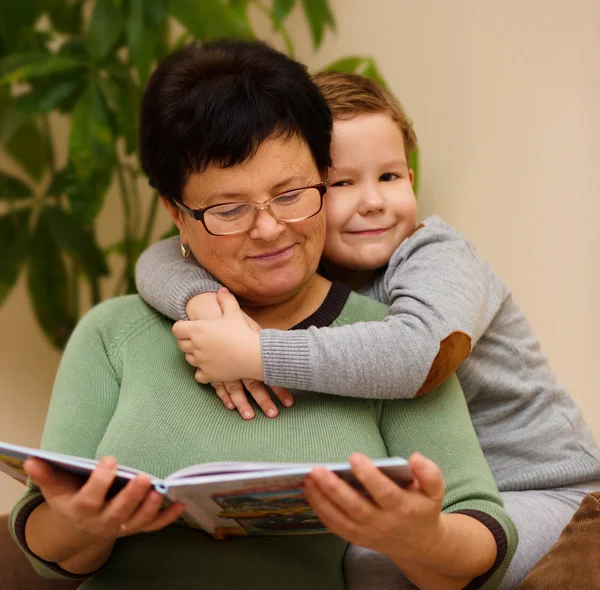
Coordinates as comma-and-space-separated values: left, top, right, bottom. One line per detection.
0, 515, 81, 590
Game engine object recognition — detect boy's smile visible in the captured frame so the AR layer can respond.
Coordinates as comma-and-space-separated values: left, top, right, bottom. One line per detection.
322, 112, 417, 274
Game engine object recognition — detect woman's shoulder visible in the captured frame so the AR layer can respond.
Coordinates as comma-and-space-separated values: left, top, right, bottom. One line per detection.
333, 291, 389, 326
70, 295, 167, 348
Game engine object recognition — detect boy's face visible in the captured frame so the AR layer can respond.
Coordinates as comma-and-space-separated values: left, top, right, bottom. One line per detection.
323, 112, 417, 271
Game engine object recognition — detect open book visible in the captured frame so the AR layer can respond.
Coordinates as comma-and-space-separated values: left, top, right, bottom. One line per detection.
0, 440, 413, 539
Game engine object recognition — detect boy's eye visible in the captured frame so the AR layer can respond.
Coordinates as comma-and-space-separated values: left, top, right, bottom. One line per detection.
380, 173, 399, 182
330, 180, 351, 187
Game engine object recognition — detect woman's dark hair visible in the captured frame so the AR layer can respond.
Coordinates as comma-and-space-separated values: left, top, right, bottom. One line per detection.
140, 39, 333, 203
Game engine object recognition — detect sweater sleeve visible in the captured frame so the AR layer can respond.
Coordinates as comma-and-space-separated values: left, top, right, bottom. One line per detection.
135, 237, 221, 320
380, 374, 518, 588
260, 217, 506, 398
8, 302, 124, 580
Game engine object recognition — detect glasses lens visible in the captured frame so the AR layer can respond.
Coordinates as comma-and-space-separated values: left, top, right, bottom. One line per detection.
204, 202, 255, 235
271, 187, 321, 222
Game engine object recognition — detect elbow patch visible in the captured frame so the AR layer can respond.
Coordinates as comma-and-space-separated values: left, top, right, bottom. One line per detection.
415, 331, 471, 397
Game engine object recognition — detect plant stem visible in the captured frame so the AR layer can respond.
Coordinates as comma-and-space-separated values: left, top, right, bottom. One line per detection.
115, 161, 135, 294
252, 0, 296, 57
141, 191, 160, 247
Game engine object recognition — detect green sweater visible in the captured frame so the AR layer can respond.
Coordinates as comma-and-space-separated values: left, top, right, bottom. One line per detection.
10, 286, 516, 590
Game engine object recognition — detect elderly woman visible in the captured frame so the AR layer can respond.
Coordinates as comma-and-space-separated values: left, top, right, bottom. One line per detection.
10, 41, 515, 590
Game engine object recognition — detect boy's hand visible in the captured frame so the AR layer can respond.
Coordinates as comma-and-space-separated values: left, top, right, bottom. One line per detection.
173, 288, 294, 418
212, 381, 293, 420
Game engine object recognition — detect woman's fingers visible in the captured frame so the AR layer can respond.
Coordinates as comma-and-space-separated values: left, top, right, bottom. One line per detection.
102, 475, 153, 528
139, 500, 186, 533
270, 385, 294, 408
242, 379, 279, 418
121, 490, 166, 533
76, 457, 119, 511
212, 382, 235, 410
24, 458, 83, 500
408, 453, 445, 503
348, 453, 405, 510
307, 467, 375, 522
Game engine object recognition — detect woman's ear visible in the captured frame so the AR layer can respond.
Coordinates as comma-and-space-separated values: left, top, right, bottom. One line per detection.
161, 197, 191, 242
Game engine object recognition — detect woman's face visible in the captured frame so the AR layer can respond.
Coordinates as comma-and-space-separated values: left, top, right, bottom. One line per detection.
169, 136, 326, 306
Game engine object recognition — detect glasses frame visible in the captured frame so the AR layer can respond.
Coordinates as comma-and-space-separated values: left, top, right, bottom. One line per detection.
173, 182, 328, 236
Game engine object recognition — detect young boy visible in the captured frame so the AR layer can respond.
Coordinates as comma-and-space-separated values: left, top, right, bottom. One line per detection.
136, 71, 600, 588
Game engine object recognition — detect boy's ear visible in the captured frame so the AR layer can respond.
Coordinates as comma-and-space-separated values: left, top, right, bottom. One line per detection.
408, 169, 415, 188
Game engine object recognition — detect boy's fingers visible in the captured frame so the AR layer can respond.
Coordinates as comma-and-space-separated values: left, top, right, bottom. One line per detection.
212, 382, 235, 410
224, 382, 255, 420
348, 453, 403, 510
77, 456, 119, 509
177, 339, 193, 353
270, 385, 294, 408
242, 379, 279, 418
216, 287, 241, 315
408, 453, 445, 503
172, 320, 193, 339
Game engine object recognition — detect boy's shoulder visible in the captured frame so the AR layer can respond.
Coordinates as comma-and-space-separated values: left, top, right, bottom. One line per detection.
334, 291, 389, 326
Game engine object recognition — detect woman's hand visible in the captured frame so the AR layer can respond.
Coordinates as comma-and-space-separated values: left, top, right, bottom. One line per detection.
304, 452, 446, 565
174, 287, 294, 419
24, 456, 185, 549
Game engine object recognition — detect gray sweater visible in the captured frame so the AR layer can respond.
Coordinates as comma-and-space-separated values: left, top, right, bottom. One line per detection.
136, 216, 600, 491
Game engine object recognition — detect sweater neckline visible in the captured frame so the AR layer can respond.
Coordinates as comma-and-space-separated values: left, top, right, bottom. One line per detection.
291, 282, 351, 331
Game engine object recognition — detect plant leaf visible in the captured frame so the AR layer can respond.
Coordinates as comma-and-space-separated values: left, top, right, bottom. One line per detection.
0, 207, 31, 305
43, 205, 109, 279
362, 58, 388, 90
321, 56, 365, 73
98, 73, 140, 155
0, 52, 85, 85
300, 0, 335, 50
0, 171, 33, 200
273, 0, 297, 26
69, 82, 115, 182
160, 224, 179, 240
27, 208, 76, 349
169, 0, 252, 41
127, 0, 169, 86
5, 120, 48, 181
0, 0, 37, 52
68, 167, 113, 227
0, 77, 81, 141
87, 0, 125, 63
38, 0, 85, 35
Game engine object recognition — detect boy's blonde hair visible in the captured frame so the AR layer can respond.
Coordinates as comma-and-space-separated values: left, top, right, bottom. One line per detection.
312, 71, 417, 158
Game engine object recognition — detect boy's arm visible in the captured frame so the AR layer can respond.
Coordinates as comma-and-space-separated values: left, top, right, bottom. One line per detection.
260, 218, 505, 398
135, 237, 221, 320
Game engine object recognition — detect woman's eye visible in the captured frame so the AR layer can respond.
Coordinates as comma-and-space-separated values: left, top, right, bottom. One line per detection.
213, 204, 249, 220
330, 180, 351, 187
380, 173, 399, 182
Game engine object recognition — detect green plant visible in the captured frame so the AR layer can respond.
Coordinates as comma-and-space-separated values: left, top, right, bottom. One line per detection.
0, 0, 397, 349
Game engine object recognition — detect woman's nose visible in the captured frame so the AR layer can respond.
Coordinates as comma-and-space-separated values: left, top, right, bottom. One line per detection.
357, 186, 387, 216
249, 208, 286, 241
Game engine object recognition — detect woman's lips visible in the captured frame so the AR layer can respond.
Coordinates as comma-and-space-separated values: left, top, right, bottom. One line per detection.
247, 244, 296, 262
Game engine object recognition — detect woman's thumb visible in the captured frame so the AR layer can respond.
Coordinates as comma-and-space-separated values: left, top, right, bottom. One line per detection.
409, 453, 445, 503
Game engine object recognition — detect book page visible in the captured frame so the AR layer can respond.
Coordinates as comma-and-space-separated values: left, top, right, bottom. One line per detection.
0, 440, 151, 489
165, 458, 412, 538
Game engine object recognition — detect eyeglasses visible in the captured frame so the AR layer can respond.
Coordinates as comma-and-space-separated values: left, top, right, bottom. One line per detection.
173, 182, 327, 236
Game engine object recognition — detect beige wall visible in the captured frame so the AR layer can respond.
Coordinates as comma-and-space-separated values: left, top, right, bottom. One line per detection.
1, 0, 599, 513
